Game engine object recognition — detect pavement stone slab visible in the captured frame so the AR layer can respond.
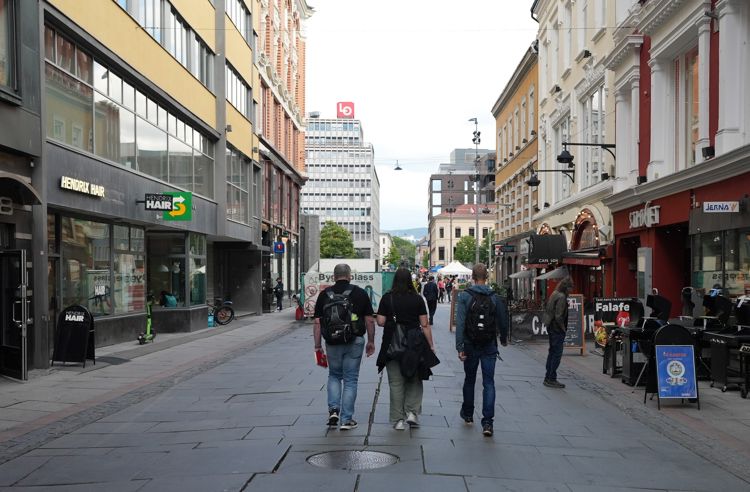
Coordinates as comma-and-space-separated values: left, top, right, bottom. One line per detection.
244, 472, 357, 491
135, 474, 253, 492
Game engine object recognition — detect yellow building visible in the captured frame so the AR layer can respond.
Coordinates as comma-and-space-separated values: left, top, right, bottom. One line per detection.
32, 0, 279, 363
491, 47, 538, 285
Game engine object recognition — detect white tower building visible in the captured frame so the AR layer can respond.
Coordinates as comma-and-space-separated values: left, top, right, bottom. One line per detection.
302, 111, 381, 260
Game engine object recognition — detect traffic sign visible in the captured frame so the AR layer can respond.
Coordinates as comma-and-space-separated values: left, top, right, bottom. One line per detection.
273, 241, 285, 254
163, 192, 192, 221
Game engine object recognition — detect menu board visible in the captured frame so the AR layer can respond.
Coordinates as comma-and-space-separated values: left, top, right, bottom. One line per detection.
564, 294, 585, 355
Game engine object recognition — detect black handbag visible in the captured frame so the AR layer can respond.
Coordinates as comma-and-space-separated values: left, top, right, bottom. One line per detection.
386, 295, 408, 359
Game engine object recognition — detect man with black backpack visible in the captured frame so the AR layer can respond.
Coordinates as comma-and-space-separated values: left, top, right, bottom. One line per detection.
422, 275, 439, 325
313, 264, 375, 430
455, 263, 508, 437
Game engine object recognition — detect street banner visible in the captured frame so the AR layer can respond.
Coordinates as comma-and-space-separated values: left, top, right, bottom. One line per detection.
655, 344, 697, 399
301, 271, 386, 318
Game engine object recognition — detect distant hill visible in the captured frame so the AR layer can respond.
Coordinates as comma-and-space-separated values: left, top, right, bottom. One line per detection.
384, 227, 428, 244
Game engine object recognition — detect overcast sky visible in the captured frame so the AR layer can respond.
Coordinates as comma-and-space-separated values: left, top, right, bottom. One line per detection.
305, 1, 539, 231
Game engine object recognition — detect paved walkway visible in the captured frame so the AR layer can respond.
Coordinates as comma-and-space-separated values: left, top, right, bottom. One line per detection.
0, 303, 749, 491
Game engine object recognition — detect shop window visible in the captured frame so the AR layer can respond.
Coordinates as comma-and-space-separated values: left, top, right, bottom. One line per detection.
189, 234, 206, 306
724, 229, 750, 297
114, 226, 145, 314
148, 233, 186, 307
61, 218, 111, 317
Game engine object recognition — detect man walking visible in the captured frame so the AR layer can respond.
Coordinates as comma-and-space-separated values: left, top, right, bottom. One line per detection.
455, 264, 508, 437
274, 277, 284, 311
542, 277, 573, 388
313, 264, 375, 430
422, 275, 439, 325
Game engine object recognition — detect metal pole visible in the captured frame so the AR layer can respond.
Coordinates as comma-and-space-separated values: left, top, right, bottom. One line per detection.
473, 119, 480, 265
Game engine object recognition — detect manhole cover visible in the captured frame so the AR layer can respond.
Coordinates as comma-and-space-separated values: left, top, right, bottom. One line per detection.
96, 356, 130, 365
306, 450, 399, 470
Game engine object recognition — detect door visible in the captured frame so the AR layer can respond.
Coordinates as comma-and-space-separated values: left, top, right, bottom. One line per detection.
0, 250, 28, 380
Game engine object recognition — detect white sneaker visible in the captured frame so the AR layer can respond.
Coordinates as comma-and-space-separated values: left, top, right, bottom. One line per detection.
406, 412, 419, 427
393, 419, 406, 431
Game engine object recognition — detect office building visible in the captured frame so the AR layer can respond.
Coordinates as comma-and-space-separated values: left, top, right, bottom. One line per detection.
302, 110, 380, 260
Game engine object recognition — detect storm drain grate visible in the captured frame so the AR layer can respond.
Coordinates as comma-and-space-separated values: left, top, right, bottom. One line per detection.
306, 450, 399, 470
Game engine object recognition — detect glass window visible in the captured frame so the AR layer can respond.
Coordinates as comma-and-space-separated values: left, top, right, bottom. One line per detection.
684, 49, 699, 167
193, 151, 214, 199
148, 233, 186, 307
44, 25, 55, 61
119, 106, 136, 168
61, 218, 111, 317
724, 229, 750, 297
75, 48, 92, 84
136, 116, 168, 181
168, 135, 193, 191
108, 71, 122, 103
55, 33, 75, 74
122, 80, 134, 110
135, 89, 146, 118
439, 227, 444, 239
114, 225, 145, 315
45, 64, 94, 152
94, 92, 121, 162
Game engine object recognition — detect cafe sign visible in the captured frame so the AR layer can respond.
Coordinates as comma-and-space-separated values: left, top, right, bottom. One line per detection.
629, 201, 660, 229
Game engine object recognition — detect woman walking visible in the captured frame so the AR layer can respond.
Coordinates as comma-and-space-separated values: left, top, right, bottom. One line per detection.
376, 268, 435, 430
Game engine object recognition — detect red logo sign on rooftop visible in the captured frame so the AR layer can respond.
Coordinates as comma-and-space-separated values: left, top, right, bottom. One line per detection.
337, 102, 355, 119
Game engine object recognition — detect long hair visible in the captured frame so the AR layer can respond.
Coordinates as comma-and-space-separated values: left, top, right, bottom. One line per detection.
390, 267, 417, 296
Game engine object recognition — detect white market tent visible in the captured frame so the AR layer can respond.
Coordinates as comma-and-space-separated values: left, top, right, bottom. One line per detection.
439, 261, 473, 276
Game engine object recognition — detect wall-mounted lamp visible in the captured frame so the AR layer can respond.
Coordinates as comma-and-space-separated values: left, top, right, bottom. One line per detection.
252, 146, 259, 153
225, 124, 233, 133
582, 49, 592, 58
637, 175, 648, 185
509, 152, 514, 157
557, 141, 616, 165
394, 160, 402, 171
522, 138, 528, 144
600, 172, 610, 181
544, 202, 550, 208
552, 84, 562, 93
701, 146, 715, 159
530, 130, 537, 136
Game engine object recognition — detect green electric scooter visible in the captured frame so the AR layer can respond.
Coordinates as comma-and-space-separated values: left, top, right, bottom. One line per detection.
137, 294, 156, 344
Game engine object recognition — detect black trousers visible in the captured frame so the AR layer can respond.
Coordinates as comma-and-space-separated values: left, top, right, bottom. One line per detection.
426, 299, 437, 325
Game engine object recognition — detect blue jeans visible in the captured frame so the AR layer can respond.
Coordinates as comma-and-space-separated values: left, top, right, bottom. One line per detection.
545, 330, 565, 381
326, 336, 365, 422
462, 343, 498, 426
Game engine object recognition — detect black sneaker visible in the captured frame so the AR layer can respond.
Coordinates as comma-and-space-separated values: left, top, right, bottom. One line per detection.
459, 410, 474, 424
327, 409, 339, 426
482, 423, 493, 437
543, 379, 566, 389
339, 420, 358, 430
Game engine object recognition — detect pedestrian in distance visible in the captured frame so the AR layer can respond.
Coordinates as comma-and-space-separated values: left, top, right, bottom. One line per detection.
437, 277, 446, 303
274, 277, 284, 311
542, 277, 574, 389
375, 268, 436, 430
445, 277, 454, 302
455, 263, 508, 437
422, 275, 439, 326
313, 264, 376, 430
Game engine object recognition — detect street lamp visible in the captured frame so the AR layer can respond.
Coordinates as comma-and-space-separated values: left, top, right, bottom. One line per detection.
469, 117, 481, 264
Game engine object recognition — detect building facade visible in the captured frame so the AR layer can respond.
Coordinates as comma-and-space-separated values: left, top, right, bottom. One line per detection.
603, 0, 750, 316
532, 0, 617, 302
379, 232, 392, 268
0, 0, 284, 379
301, 112, 380, 260
257, 0, 312, 310
492, 47, 539, 286
429, 204, 497, 267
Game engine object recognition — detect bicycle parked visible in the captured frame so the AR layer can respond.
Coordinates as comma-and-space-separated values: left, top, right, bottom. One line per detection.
208, 297, 235, 325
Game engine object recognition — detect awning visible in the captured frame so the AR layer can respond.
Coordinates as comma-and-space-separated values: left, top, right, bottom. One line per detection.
509, 270, 535, 279
527, 233, 567, 265
0, 172, 41, 205
535, 266, 569, 281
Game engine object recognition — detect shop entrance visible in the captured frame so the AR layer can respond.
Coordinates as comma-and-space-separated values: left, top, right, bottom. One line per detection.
0, 248, 29, 380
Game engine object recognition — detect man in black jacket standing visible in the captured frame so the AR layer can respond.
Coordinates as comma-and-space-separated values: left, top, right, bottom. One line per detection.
543, 277, 573, 388
422, 276, 439, 326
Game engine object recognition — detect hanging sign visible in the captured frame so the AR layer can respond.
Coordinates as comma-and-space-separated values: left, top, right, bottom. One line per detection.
655, 345, 697, 399
273, 241, 285, 254
703, 201, 739, 213
162, 192, 192, 221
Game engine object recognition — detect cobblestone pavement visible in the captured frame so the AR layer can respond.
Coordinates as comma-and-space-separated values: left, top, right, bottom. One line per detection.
0, 304, 749, 491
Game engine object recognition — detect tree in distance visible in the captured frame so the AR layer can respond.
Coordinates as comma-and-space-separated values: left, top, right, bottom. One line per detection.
320, 221, 356, 258
453, 235, 476, 264
421, 251, 430, 268
385, 244, 401, 267
391, 236, 416, 268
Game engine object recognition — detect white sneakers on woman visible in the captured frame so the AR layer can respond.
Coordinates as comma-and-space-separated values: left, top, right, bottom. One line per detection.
393, 419, 406, 430
406, 412, 419, 427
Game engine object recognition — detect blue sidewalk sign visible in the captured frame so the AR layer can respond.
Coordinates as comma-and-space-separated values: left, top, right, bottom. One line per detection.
273, 241, 285, 254
655, 345, 697, 399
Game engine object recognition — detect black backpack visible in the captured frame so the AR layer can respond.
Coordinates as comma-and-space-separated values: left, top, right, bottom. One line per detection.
464, 290, 497, 344
321, 287, 357, 345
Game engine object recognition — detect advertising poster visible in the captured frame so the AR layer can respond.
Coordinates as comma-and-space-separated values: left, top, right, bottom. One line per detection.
302, 271, 384, 318
655, 344, 698, 399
